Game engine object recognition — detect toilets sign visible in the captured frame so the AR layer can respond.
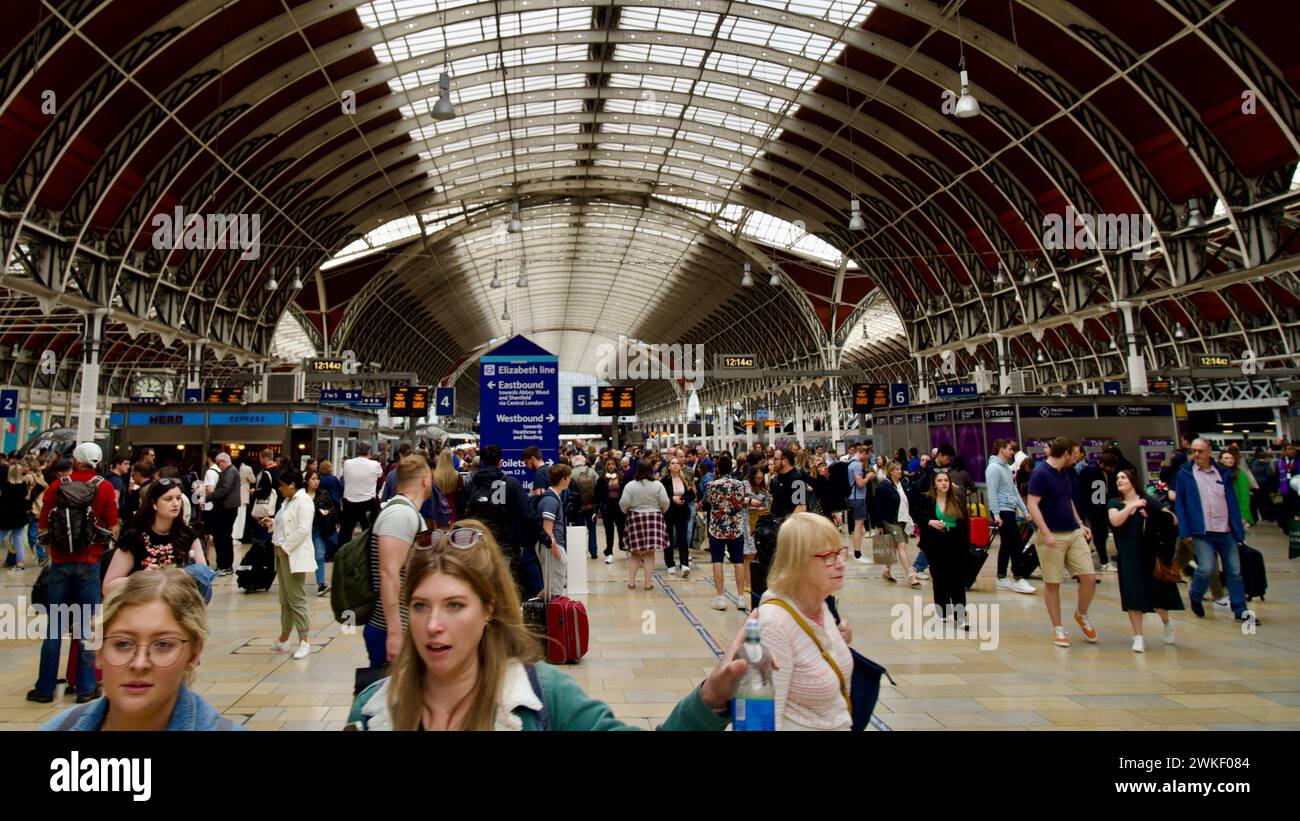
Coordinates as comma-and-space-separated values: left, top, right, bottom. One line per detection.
479, 336, 559, 491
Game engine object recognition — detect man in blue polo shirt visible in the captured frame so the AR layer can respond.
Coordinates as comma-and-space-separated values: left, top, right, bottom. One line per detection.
1027, 437, 1097, 648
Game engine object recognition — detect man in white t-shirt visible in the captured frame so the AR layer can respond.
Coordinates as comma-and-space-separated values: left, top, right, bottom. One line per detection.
366, 456, 432, 668
340, 442, 384, 545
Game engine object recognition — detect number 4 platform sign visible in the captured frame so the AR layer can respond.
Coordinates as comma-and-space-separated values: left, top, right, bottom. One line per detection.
435, 387, 455, 417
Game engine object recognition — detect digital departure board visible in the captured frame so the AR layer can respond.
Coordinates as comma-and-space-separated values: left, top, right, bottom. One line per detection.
1196, 354, 1230, 368
310, 359, 344, 373
205, 387, 243, 403
598, 385, 636, 417
388, 386, 431, 417
852, 383, 890, 412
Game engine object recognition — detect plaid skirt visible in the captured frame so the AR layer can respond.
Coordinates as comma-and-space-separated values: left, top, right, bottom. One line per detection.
624, 510, 667, 554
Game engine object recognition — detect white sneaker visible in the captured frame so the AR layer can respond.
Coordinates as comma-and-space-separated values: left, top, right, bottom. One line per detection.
915, 571, 929, 581
680, 565, 691, 578
1099, 564, 1111, 573
604, 555, 614, 564
667, 566, 678, 575
1106, 564, 1119, 572
854, 556, 872, 564
1011, 578, 1037, 594
710, 596, 728, 611
1163, 623, 1175, 645
1132, 635, 1145, 653
1212, 596, 1231, 611
270, 639, 291, 652
292, 641, 311, 660
996, 577, 1014, 591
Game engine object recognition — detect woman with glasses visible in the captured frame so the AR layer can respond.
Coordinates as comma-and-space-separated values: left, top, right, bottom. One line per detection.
43, 568, 244, 731
620, 459, 670, 590
661, 457, 696, 577
755, 512, 854, 731
920, 472, 971, 626
257, 469, 316, 660
103, 478, 206, 597
348, 522, 746, 731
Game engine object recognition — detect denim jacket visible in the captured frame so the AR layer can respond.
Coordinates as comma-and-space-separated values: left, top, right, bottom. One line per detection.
41, 684, 245, 731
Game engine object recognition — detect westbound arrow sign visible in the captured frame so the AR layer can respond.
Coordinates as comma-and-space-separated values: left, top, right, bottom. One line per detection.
546, 413, 555, 423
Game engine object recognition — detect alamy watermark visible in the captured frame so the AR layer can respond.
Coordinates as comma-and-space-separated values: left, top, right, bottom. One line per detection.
594, 335, 705, 390
1042, 206, 1156, 260
151, 206, 261, 261
0, 597, 102, 649
890, 596, 1000, 650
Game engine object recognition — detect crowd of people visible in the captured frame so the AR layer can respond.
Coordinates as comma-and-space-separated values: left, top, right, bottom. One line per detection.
11, 428, 1279, 732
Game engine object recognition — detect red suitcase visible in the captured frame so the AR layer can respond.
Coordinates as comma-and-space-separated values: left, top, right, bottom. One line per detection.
969, 517, 991, 548
544, 595, 589, 664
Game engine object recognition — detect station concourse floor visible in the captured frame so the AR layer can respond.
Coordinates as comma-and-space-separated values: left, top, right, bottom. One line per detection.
1, 526, 1297, 731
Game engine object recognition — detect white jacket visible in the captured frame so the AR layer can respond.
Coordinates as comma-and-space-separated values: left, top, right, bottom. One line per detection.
272, 488, 317, 575
357, 661, 543, 731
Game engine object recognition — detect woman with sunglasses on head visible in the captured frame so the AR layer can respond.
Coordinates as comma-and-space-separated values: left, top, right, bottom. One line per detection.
661, 457, 696, 577
594, 457, 626, 562
919, 472, 971, 626
348, 521, 747, 731
257, 469, 316, 659
755, 512, 854, 731
43, 568, 244, 731
103, 478, 207, 597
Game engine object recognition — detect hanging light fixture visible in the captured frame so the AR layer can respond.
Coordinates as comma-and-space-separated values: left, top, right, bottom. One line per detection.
1109, 335, 1118, 351
994, 261, 1006, 286
1186, 198, 1204, 229
741, 262, 754, 287
431, 72, 456, 120
848, 198, 866, 231
516, 260, 527, 288
953, 13, 980, 119
507, 200, 523, 234
1174, 322, 1185, 339
290, 266, 303, 290
768, 263, 781, 287
501, 304, 510, 321
1036, 349, 1046, 363
490, 259, 501, 288
264, 267, 278, 290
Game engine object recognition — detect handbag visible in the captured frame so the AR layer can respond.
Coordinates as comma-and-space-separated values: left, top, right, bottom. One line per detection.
871, 532, 896, 565
251, 496, 276, 520
1153, 555, 1182, 584
691, 510, 708, 549
762, 598, 892, 731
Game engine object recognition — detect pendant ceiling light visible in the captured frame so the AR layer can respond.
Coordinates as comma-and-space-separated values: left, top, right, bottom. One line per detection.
507, 200, 523, 234
490, 259, 501, 288
768, 264, 781, 287
1174, 322, 1185, 339
501, 304, 510, 321
516, 260, 527, 288
741, 262, 753, 288
955, 69, 980, 118
848, 198, 866, 231
994, 261, 1005, 286
431, 72, 456, 120
1186, 198, 1204, 228
1036, 349, 1046, 363
264, 267, 278, 291
290, 266, 303, 290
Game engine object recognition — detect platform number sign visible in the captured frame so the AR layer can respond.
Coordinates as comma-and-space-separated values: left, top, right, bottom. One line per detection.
435, 387, 455, 418
890, 383, 910, 408
0, 390, 16, 419
572, 385, 592, 415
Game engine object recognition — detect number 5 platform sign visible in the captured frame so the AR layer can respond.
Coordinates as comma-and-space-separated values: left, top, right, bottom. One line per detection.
435, 387, 455, 417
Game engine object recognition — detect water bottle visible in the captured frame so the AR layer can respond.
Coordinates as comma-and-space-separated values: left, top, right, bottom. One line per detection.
732, 616, 775, 731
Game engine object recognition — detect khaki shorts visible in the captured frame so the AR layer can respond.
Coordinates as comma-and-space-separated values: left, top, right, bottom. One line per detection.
884, 521, 910, 545
1034, 529, 1094, 584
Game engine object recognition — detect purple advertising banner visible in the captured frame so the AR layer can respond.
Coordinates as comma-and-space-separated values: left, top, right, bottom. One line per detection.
985, 422, 1016, 457
955, 423, 985, 483
930, 422, 954, 453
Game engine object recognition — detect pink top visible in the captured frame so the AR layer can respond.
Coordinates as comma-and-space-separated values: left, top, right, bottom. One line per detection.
758, 594, 853, 731
1192, 463, 1230, 533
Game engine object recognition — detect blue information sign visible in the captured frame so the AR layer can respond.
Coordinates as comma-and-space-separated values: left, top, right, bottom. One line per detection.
571, 385, 592, 415
0, 389, 18, 419
890, 383, 910, 408
183, 388, 203, 403
755, 408, 769, 420
479, 336, 558, 492
1102, 381, 1122, 396
351, 395, 386, 410
320, 389, 361, 404
435, 387, 456, 417
935, 383, 978, 399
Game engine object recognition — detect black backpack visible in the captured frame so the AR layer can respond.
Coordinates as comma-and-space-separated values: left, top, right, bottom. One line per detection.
45, 477, 106, 553
466, 474, 513, 554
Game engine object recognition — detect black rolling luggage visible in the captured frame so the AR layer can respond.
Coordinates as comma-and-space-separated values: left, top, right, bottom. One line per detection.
1225, 543, 1267, 601
237, 540, 276, 593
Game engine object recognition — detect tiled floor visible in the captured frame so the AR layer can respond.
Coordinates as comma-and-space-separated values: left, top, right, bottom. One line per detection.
2, 525, 1296, 730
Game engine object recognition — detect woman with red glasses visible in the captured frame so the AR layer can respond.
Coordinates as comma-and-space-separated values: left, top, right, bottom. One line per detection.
754, 512, 854, 731
348, 521, 749, 731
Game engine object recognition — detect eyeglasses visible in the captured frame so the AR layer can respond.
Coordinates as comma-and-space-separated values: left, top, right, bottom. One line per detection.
102, 637, 190, 668
414, 527, 485, 550
812, 547, 849, 567
155, 477, 182, 488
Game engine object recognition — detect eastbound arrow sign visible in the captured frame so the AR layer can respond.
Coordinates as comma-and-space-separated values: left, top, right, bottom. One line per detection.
479, 336, 559, 492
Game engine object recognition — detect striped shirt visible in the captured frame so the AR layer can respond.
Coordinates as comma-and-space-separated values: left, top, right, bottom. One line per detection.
757, 593, 853, 731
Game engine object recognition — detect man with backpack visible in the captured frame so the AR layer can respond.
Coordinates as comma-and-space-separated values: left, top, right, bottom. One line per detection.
27, 442, 118, 705
204, 451, 242, 576
568, 455, 599, 559
465, 444, 551, 599
365, 456, 433, 667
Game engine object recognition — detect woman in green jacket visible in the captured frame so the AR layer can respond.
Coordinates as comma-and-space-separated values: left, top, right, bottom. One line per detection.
1219, 451, 1253, 527
348, 520, 746, 731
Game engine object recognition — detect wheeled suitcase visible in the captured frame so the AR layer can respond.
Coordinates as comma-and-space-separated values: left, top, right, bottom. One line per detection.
969, 517, 991, 548
1225, 543, 1267, 601
545, 595, 589, 664
522, 596, 548, 655
237, 540, 276, 593
965, 546, 990, 589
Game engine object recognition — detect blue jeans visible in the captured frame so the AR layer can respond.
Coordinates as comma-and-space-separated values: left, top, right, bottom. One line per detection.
313, 531, 329, 587
1190, 533, 1246, 615
573, 509, 598, 557
0, 526, 26, 565
913, 546, 929, 573
519, 545, 544, 598
686, 503, 698, 548
363, 623, 387, 669
26, 513, 45, 562
36, 562, 100, 697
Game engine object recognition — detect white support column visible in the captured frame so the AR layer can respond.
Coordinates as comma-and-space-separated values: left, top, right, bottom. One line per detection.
992, 333, 1010, 395
186, 338, 206, 391
76, 309, 108, 443
745, 400, 755, 451
1117, 301, 1149, 395
915, 353, 930, 404
794, 386, 806, 448
829, 386, 841, 447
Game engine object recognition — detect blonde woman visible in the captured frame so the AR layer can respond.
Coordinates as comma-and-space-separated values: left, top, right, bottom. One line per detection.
757, 513, 854, 731
0, 464, 31, 570
258, 469, 316, 659
348, 521, 746, 730
433, 449, 463, 522
619, 459, 670, 590
43, 568, 244, 731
